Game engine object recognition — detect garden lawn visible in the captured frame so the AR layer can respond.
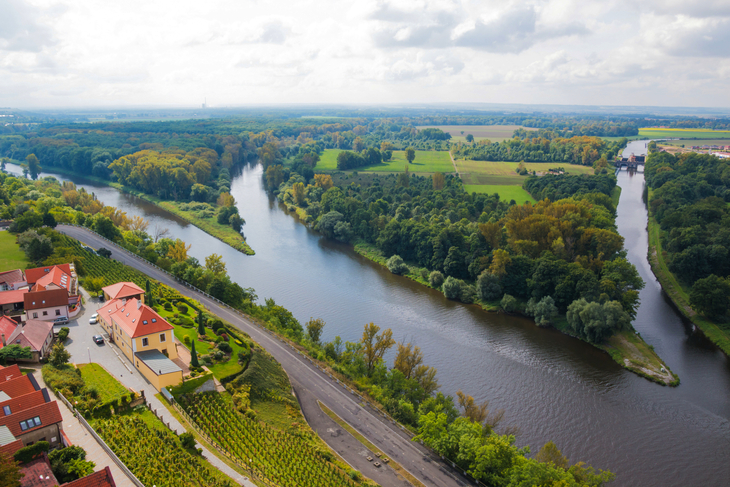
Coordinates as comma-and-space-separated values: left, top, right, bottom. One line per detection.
638, 128, 730, 139
463, 184, 536, 204
0, 231, 30, 271
317, 149, 453, 173
78, 364, 129, 404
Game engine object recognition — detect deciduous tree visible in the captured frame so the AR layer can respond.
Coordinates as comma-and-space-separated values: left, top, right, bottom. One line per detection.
306, 318, 325, 344
360, 323, 395, 376
405, 147, 416, 164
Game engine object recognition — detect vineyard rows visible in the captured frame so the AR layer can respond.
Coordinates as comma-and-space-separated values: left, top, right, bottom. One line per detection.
95, 415, 234, 487
64, 237, 148, 287
181, 392, 358, 487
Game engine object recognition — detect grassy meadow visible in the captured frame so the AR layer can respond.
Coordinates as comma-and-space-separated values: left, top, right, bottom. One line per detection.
661, 139, 730, 147
0, 231, 29, 270
317, 149, 454, 173
416, 124, 536, 142
463, 184, 536, 203
638, 128, 730, 140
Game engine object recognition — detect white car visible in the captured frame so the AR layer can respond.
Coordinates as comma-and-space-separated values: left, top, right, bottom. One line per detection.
89, 313, 99, 324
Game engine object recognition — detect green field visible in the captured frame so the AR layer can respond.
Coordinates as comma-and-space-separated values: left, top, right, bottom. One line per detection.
317, 149, 453, 173
661, 139, 730, 147
638, 128, 730, 140
416, 125, 536, 142
0, 231, 29, 271
78, 363, 130, 404
463, 184, 536, 204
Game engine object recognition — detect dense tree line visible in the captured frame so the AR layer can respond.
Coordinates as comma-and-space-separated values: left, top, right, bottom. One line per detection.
646, 151, 730, 320
451, 136, 627, 165
523, 174, 617, 202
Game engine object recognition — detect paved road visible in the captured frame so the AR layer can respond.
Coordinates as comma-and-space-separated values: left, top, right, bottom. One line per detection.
59, 225, 468, 487
61, 288, 254, 487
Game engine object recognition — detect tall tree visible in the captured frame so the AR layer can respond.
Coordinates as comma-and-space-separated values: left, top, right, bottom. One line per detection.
432, 172, 445, 190
26, 154, 41, 180
190, 340, 200, 368
360, 323, 395, 376
0, 449, 23, 487
405, 147, 416, 164
306, 318, 325, 345
145, 280, 154, 307
205, 254, 227, 276
197, 313, 205, 336
394, 341, 423, 379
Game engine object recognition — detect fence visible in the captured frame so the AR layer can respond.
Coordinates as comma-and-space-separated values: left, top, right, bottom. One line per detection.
60, 224, 487, 487
49, 388, 145, 487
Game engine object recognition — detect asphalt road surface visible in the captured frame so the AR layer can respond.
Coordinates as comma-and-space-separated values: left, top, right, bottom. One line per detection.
58, 225, 468, 487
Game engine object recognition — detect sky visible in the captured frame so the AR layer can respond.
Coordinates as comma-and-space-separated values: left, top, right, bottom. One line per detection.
1, 0, 729, 109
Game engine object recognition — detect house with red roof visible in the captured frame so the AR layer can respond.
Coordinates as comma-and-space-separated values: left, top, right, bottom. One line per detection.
0, 288, 29, 317
0, 399, 63, 448
63, 466, 118, 487
97, 296, 181, 391
101, 282, 144, 304
2, 319, 55, 362
0, 269, 26, 291
25, 264, 77, 296
24, 289, 70, 323
0, 370, 40, 400
18, 452, 57, 487
0, 390, 49, 418
0, 364, 23, 383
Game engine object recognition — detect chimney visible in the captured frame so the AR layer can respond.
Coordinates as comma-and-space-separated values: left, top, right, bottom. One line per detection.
1, 333, 5, 346
137, 300, 142, 310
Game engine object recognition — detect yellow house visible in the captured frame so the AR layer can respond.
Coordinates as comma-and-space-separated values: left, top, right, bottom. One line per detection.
97, 296, 182, 391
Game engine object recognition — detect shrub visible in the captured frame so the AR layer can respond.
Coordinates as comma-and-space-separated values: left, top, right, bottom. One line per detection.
442, 276, 462, 299
14, 441, 49, 464
501, 294, 518, 313
477, 271, 502, 301
526, 296, 559, 327
179, 432, 196, 449
177, 304, 189, 314
58, 327, 70, 342
386, 255, 409, 275
208, 319, 224, 332
429, 270, 444, 288
164, 302, 173, 311
183, 335, 191, 346
217, 342, 232, 353
459, 284, 477, 304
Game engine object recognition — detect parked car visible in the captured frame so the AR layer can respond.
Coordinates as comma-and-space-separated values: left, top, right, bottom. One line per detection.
93, 335, 104, 344
89, 313, 99, 324
53, 317, 68, 324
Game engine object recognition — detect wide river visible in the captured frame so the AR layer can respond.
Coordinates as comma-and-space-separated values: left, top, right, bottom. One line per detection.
8, 142, 729, 485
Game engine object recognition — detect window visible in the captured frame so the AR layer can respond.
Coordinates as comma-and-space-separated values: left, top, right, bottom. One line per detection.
42, 311, 48, 316
142, 338, 148, 347
33, 312, 38, 319
55, 309, 61, 315
19, 420, 28, 431
160, 333, 166, 342
3, 405, 10, 415
152, 318, 157, 323
33, 416, 41, 427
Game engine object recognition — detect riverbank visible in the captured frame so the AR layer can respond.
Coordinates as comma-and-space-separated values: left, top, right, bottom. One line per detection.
28, 164, 255, 256
646, 214, 730, 355
354, 241, 677, 385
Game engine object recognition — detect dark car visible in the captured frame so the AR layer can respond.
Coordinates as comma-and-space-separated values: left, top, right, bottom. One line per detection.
93, 335, 104, 344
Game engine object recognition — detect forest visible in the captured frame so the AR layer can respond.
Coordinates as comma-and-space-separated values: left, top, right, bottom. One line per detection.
645, 151, 730, 321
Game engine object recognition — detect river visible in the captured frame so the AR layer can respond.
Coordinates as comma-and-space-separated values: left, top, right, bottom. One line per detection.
6, 148, 729, 486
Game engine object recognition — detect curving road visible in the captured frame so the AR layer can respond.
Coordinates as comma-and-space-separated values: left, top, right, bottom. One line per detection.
58, 225, 468, 487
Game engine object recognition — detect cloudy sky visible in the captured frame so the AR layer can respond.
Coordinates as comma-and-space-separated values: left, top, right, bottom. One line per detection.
1, 0, 729, 108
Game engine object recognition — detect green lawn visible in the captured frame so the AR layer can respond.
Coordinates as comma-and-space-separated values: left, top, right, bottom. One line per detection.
638, 128, 730, 139
78, 363, 130, 404
316, 149, 454, 173
0, 231, 30, 271
463, 184, 537, 204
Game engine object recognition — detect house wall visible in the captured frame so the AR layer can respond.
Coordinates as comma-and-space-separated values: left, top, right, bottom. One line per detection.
134, 357, 182, 392
19, 423, 62, 449
27, 305, 68, 321
132, 330, 177, 360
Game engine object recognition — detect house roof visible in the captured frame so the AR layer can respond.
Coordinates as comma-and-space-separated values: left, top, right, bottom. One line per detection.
0, 401, 63, 438
135, 350, 182, 376
63, 467, 118, 487
24, 289, 69, 311
32, 266, 73, 292
25, 264, 73, 286
0, 365, 22, 383
7, 320, 54, 352
0, 438, 23, 457
102, 282, 144, 301
0, 289, 28, 306
0, 316, 19, 342
0, 375, 38, 399
99, 298, 173, 338
0, 390, 48, 418
19, 453, 58, 487
0, 269, 24, 286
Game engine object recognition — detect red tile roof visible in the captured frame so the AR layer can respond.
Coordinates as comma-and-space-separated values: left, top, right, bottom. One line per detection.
24, 289, 69, 311
0, 390, 47, 417
0, 365, 22, 383
25, 265, 73, 286
7, 320, 54, 352
62, 467, 118, 487
0, 269, 25, 287
0, 316, 19, 343
101, 282, 144, 301
0, 438, 23, 457
19, 453, 58, 487
99, 298, 172, 338
32, 266, 73, 293
0, 375, 37, 399
0, 289, 29, 306
0, 401, 62, 438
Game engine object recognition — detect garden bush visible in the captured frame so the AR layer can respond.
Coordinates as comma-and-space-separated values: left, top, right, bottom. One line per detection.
501, 294, 518, 313
386, 255, 409, 275
429, 270, 444, 288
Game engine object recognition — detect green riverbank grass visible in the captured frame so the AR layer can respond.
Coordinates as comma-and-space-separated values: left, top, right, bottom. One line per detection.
611, 186, 622, 208
647, 215, 730, 354
0, 231, 30, 270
